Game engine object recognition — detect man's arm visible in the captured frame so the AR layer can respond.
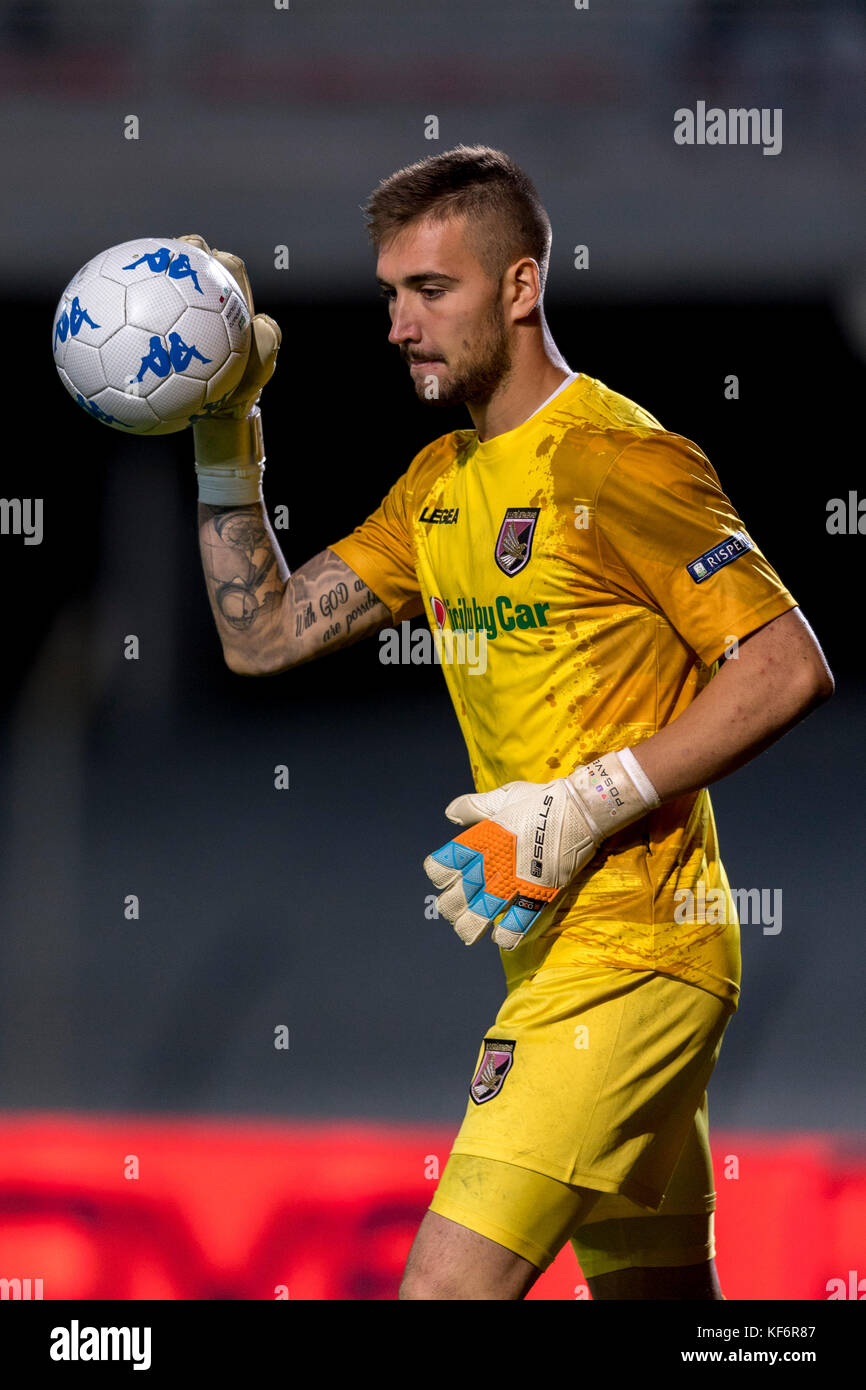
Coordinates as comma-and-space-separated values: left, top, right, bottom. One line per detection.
423, 605, 833, 949
198, 500, 391, 675
631, 606, 834, 801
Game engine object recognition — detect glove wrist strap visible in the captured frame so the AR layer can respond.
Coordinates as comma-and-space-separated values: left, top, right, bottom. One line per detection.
567, 746, 660, 842
616, 746, 661, 810
194, 406, 265, 505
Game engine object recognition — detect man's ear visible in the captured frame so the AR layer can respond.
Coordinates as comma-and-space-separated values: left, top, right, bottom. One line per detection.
508, 256, 542, 321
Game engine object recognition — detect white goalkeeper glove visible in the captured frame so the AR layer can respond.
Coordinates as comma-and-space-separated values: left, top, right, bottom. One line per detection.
176, 233, 281, 506
423, 747, 660, 949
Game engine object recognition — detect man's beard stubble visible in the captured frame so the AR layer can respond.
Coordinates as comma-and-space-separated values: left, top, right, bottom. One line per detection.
416, 295, 513, 408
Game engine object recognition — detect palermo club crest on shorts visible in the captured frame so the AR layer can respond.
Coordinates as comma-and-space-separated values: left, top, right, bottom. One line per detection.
469, 1038, 516, 1105
494, 508, 539, 576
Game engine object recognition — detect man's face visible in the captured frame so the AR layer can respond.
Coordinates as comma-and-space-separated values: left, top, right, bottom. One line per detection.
376, 215, 513, 408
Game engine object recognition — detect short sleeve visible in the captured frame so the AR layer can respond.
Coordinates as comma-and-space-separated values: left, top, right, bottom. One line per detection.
328, 469, 424, 625
595, 433, 799, 667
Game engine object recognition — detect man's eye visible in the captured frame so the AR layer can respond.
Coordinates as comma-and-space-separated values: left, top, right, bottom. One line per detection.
378, 287, 444, 302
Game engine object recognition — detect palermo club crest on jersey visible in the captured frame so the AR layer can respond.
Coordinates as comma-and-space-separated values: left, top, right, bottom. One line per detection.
469, 1038, 516, 1105
495, 508, 539, 577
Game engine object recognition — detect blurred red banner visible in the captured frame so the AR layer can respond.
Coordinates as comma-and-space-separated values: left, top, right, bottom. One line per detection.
0, 1115, 862, 1300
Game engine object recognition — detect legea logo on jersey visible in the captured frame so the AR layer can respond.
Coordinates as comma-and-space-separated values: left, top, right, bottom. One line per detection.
434, 593, 551, 640
495, 508, 539, 576
419, 505, 459, 525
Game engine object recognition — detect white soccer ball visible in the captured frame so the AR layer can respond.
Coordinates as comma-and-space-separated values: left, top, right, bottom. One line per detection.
52, 237, 252, 435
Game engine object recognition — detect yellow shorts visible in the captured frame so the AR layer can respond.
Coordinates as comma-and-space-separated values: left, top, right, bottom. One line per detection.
428, 964, 735, 1276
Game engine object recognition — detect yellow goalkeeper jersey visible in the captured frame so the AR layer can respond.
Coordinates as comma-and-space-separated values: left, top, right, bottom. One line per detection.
329, 372, 799, 1007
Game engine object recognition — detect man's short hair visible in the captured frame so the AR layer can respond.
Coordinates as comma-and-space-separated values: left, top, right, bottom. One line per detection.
363, 144, 552, 295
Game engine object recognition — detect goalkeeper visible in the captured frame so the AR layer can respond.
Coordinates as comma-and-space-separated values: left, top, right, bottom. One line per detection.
184, 147, 833, 1302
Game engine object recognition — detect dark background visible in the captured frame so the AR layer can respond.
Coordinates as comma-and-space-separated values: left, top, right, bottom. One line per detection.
0, 0, 863, 1133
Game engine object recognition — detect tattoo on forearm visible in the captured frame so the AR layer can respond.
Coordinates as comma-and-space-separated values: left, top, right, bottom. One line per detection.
294, 600, 317, 638
319, 582, 348, 618
204, 510, 281, 631
199, 507, 389, 669
289, 554, 387, 654
344, 588, 380, 636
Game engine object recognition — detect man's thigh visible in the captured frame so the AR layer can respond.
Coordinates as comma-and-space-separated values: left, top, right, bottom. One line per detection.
439, 965, 732, 1210
402, 1130, 719, 1300
400, 1210, 540, 1301
570, 1091, 719, 1280
400, 1161, 603, 1300
404, 967, 731, 1298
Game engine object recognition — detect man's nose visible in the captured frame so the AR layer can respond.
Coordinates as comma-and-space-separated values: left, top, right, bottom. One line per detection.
387, 301, 419, 345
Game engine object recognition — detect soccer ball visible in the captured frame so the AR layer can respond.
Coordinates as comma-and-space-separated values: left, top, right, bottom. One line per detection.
52, 237, 252, 435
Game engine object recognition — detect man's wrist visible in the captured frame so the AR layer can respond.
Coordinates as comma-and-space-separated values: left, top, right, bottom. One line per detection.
566, 746, 660, 841
194, 405, 265, 505
617, 746, 662, 811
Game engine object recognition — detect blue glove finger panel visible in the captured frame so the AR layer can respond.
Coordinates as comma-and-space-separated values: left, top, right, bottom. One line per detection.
493, 898, 544, 938
429, 840, 509, 921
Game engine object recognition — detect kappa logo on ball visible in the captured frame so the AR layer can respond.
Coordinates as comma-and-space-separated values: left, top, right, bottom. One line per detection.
121, 246, 204, 294
469, 1038, 516, 1105
495, 508, 539, 576
52, 236, 252, 436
